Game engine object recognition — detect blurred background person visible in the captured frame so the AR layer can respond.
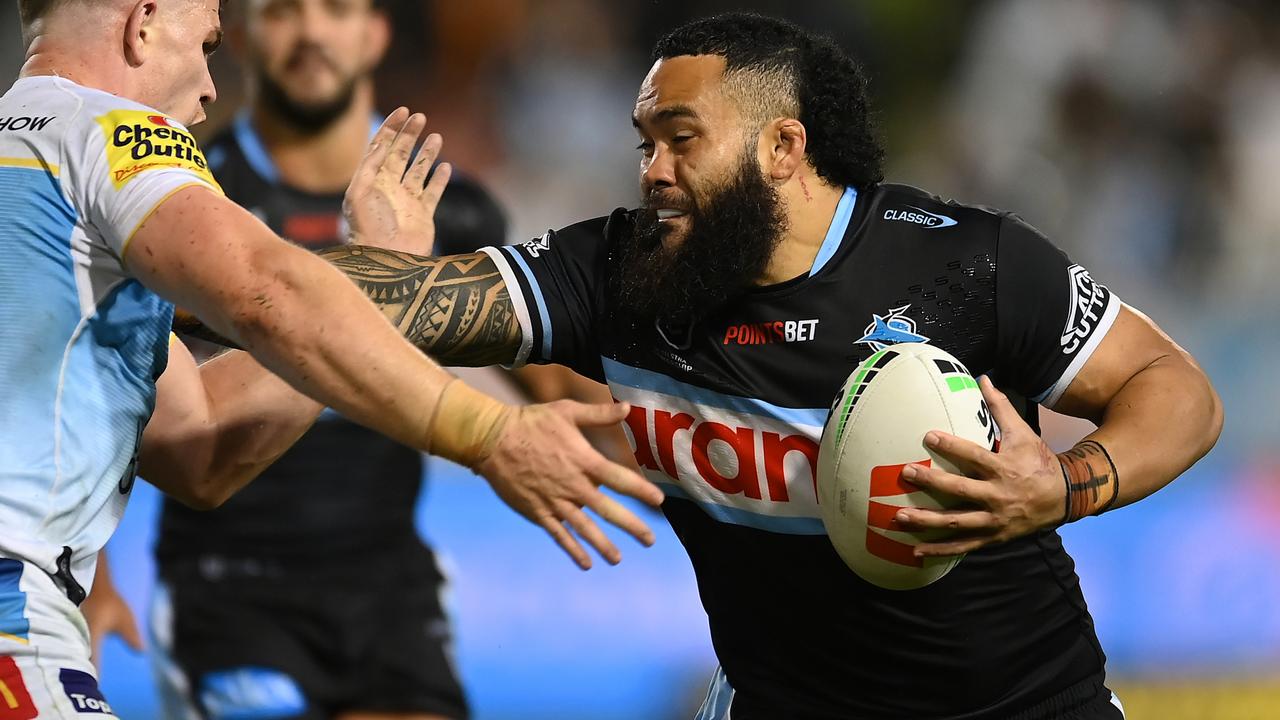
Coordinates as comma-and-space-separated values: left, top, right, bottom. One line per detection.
141, 1, 502, 718
9, 1, 1271, 718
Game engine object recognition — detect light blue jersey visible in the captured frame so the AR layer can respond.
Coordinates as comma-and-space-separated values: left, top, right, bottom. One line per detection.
0, 76, 220, 603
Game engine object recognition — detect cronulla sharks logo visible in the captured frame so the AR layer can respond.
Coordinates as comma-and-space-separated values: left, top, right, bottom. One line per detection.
856, 305, 930, 351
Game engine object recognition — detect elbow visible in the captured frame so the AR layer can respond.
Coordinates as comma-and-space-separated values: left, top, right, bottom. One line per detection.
178, 481, 235, 511
1199, 376, 1225, 459
141, 458, 239, 511
148, 469, 236, 511
1176, 355, 1224, 463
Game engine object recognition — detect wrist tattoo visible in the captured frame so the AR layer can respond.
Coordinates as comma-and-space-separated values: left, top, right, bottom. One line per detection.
1057, 440, 1120, 523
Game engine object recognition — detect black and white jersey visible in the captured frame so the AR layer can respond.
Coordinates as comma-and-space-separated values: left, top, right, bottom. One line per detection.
156, 115, 507, 567
483, 184, 1122, 719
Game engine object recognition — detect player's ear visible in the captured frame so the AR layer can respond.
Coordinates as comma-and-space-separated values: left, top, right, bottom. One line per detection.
122, 0, 157, 67
363, 7, 391, 69
764, 117, 808, 182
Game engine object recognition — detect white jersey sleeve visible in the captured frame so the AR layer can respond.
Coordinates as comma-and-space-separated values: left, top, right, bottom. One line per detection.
62, 89, 222, 258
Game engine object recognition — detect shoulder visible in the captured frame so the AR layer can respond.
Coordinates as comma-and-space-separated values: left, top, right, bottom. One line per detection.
867, 183, 1007, 230
545, 210, 630, 244
53, 80, 191, 139
503, 211, 624, 267
3, 77, 172, 146
860, 182, 1056, 253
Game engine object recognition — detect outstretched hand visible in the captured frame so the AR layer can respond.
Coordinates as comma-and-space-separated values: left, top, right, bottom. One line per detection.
344, 107, 452, 255
81, 568, 144, 672
892, 376, 1066, 557
477, 399, 664, 570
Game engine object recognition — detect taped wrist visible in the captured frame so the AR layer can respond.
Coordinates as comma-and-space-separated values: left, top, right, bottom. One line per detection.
426, 378, 514, 468
1057, 440, 1120, 524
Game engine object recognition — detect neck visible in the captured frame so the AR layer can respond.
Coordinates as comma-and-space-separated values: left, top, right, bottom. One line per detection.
20, 37, 123, 94
250, 81, 376, 194
760, 172, 846, 285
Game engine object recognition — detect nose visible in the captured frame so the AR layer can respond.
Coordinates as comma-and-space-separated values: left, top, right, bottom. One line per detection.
191, 67, 216, 125
641, 144, 677, 194
299, 2, 326, 41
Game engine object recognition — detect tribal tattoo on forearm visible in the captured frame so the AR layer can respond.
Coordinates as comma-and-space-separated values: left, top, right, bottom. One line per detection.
316, 247, 520, 366
1056, 440, 1120, 523
171, 248, 523, 367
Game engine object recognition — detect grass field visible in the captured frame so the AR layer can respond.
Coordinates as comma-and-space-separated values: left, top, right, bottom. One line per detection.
1110, 677, 1280, 719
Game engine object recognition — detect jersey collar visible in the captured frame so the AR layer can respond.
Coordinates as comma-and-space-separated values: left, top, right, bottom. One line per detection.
232, 111, 385, 185
808, 186, 858, 277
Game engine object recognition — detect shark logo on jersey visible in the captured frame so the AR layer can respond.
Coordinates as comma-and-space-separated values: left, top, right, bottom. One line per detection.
856, 305, 930, 351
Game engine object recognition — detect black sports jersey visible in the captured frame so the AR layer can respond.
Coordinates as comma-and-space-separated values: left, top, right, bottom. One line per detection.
484, 184, 1122, 719
156, 115, 506, 566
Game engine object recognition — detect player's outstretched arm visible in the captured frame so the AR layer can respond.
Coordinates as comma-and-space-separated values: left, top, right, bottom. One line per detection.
134, 111, 662, 567
79, 551, 143, 669
316, 246, 521, 366
894, 306, 1223, 556
175, 248, 525, 367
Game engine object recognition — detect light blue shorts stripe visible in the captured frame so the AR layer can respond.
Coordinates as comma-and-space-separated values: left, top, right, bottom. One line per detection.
694, 666, 735, 720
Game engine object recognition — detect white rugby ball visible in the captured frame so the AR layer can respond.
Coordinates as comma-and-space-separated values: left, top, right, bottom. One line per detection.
817, 343, 996, 590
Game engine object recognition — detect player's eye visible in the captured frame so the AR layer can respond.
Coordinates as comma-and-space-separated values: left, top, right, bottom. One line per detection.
671, 134, 693, 146
635, 141, 655, 156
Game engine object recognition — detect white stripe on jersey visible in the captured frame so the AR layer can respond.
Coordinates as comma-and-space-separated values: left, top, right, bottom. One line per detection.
479, 245, 535, 367
603, 358, 829, 535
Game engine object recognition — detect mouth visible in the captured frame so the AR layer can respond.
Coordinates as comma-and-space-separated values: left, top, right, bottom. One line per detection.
656, 209, 687, 221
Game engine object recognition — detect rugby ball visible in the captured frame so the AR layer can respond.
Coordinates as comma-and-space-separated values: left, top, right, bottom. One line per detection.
817, 343, 997, 590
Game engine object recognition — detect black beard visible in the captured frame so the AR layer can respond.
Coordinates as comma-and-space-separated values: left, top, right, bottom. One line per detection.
611, 154, 788, 331
256, 67, 358, 134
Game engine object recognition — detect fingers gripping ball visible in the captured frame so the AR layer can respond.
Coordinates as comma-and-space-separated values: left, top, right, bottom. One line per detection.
817, 343, 997, 590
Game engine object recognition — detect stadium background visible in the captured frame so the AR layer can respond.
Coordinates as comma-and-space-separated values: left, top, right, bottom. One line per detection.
3, 0, 1279, 717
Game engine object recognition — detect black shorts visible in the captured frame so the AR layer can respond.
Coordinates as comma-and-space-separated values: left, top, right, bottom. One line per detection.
150, 544, 468, 720
713, 670, 1126, 720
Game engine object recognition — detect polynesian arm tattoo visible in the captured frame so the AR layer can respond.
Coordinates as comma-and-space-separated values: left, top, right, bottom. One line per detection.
172, 248, 523, 367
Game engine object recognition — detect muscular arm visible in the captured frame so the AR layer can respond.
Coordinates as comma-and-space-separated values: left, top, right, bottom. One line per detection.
315, 247, 521, 367
176, 247, 525, 368
138, 338, 323, 509
901, 305, 1223, 555
129, 185, 459, 455
1051, 305, 1224, 516
125, 112, 660, 570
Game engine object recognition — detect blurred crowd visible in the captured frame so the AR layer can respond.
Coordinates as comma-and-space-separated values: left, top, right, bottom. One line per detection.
3, 1, 1278, 716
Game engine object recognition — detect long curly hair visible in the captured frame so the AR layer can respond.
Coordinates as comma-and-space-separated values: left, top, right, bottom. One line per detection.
652, 12, 885, 190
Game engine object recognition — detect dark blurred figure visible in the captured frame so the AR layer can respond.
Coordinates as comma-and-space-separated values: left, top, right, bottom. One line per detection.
145, 1, 501, 718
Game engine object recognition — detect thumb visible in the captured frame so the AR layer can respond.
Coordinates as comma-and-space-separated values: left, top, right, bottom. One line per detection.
977, 376, 1025, 443
566, 400, 630, 428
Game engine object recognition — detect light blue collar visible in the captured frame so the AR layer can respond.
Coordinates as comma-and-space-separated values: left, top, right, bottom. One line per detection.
808, 186, 858, 277
232, 111, 384, 185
